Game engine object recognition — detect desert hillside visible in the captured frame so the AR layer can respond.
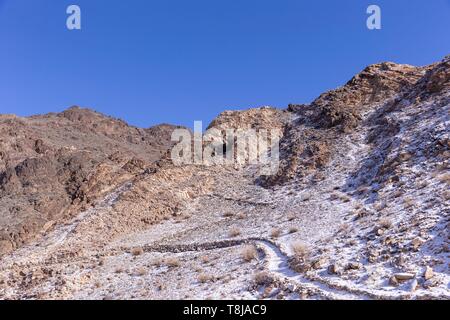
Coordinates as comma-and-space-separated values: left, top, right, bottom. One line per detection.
0, 56, 448, 300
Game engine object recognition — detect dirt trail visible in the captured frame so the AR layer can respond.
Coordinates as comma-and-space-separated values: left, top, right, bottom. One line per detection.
111, 238, 375, 300
110, 235, 449, 300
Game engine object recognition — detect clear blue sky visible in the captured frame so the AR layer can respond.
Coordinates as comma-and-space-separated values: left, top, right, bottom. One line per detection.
1, 0, 449, 128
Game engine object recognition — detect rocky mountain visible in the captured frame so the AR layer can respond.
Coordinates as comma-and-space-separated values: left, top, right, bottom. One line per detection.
0, 107, 183, 255
0, 56, 448, 300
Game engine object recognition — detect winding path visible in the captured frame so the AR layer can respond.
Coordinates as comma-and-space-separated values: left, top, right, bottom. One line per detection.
3, 182, 448, 301
117, 238, 366, 300
115, 238, 448, 300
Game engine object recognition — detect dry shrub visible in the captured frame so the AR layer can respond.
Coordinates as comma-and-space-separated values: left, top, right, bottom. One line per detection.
223, 212, 234, 218
194, 266, 203, 273
165, 257, 181, 268
287, 213, 296, 221
198, 273, 215, 283
302, 193, 311, 202
403, 197, 415, 209
288, 227, 299, 234
200, 255, 210, 264
392, 190, 403, 198
443, 190, 450, 201
254, 272, 273, 286
338, 223, 350, 233
356, 209, 370, 219
291, 241, 309, 259
151, 257, 164, 267
398, 151, 412, 162
378, 218, 393, 229
114, 267, 124, 274
241, 245, 258, 262
416, 180, 428, 189
436, 172, 450, 184
373, 202, 387, 211
134, 267, 147, 276
131, 247, 144, 256
229, 227, 241, 238
270, 228, 282, 238
237, 213, 246, 220
329, 192, 339, 201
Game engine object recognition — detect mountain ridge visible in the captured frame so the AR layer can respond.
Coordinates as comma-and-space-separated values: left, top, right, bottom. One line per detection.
0, 56, 448, 300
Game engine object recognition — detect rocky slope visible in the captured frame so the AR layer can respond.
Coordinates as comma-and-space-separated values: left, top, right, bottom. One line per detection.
0, 107, 183, 255
0, 56, 448, 300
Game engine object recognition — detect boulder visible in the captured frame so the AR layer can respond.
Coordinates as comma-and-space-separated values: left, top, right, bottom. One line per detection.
393, 272, 415, 281
423, 266, 434, 280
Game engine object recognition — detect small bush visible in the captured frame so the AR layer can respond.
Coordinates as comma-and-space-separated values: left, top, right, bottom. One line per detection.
131, 247, 144, 256
151, 257, 164, 267
200, 255, 210, 264
254, 272, 273, 286
356, 209, 370, 219
165, 257, 181, 268
373, 202, 387, 212
114, 267, 124, 274
403, 197, 415, 209
436, 172, 450, 184
301, 193, 311, 202
237, 213, 246, 220
241, 245, 258, 262
291, 241, 309, 259
392, 190, 403, 198
378, 218, 393, 229
443, 190, 450, 201
338, 223, 350, 233
329, 192, 339, 201
134, 267, 147, 276
416, 180, 428, 189
288, 227, 298, 234
398, 151, 412, 162
198, 273, 215, 283
229, 228, 241, 238
287, 213, 296, 221
270, 228, 282, 238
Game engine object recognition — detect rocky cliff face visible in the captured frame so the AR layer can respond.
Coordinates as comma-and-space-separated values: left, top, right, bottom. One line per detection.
262, 59, 446, 186
0, 56, 448, 300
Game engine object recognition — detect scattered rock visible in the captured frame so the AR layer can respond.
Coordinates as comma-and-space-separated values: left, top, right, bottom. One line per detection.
393, 272, 415, 281
423, 266, 434, 280
41, 220, 56, 234
345, 261, 362, 271
311, 257, 327, 270
408, 279, 418, 292
410, 238, 424, 251
327, 263, 343, 275
389, 275, 399, 287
